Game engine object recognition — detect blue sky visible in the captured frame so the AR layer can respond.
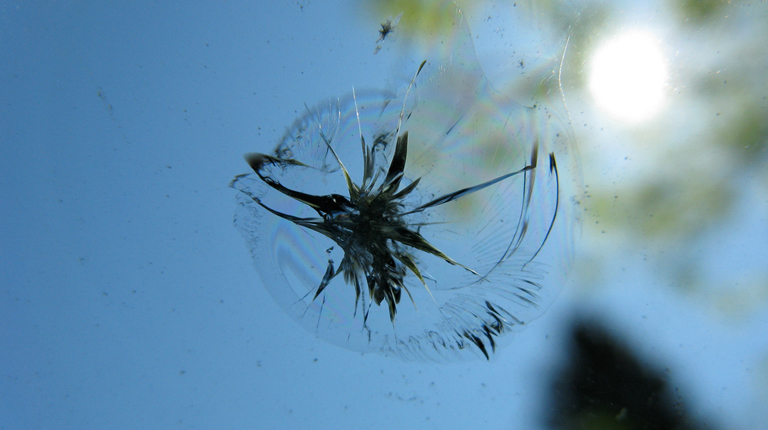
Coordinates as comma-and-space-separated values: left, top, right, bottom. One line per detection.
2, 1, 767, 429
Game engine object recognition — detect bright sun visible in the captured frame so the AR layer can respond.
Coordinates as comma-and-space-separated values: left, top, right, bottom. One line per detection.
589, 30, 667, 124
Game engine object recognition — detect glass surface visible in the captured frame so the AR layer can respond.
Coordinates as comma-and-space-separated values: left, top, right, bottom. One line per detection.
2, 1, 766, 429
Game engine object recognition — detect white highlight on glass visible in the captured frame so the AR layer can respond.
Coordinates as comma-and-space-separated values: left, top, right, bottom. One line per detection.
589, 30, 667, 124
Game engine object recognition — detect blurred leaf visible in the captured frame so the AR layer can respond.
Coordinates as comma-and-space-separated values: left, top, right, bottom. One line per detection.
674, 0, 730, 26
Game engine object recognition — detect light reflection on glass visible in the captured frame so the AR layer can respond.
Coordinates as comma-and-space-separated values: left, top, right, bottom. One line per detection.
589, 30, 667, 124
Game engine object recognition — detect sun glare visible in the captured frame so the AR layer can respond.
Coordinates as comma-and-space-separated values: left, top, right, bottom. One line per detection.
589, 30, 667, 124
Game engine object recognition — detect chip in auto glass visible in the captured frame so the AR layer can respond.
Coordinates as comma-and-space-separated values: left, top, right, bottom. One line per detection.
230, 4, 579, 361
